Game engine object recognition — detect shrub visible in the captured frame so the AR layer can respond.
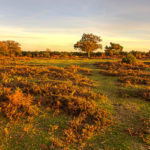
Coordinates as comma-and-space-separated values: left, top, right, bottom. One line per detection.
142, 88, 150, 101
122, 54, 137, 64
95, 61, 150, 102
119, 76, 150, 85
47, 95, 112, 146
127, 119, 150, 145
0, 88, 38, 120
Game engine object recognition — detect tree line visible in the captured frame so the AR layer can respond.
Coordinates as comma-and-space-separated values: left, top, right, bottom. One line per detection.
0, 34, 150, 58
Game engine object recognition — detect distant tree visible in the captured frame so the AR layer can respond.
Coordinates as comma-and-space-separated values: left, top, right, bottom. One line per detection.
74, 33, 102, 58
46, 48, 51, 52
26, 52, 32, 57
2, 40, 22, 56
43, 51, 50, 58
147, 50, 150, 57
0, 41, 8, 56
105, 42, 123, 56
129, 50, 143, 58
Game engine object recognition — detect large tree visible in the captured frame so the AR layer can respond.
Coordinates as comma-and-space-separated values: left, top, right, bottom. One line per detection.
74, 33, 102, 58
2, 40, 22, 56
0, 41, 8, 56
105, 42, 123, 56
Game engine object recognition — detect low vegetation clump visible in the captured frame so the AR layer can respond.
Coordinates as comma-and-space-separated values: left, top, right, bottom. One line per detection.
96, 62, 149, 80
49, 95, 112, 147
65, 65, 92, 75
99, 68, 149, 77
122, 53, 137, 64
95, 61, 150, 102
95, 61, 149, 71
119, 76, 150, 85
0, 88, 38, 121
141, 88, 150, 101
95, 61, 149, 79
127, 119, 150, 145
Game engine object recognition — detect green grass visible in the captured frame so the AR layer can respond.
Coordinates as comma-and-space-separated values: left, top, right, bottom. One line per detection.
0, 108, 71, 150
80, 61, 149, 150
0, 58, 150, 150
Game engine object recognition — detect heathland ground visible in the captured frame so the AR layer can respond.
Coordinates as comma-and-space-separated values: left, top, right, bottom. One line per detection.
0, 57, 150, 150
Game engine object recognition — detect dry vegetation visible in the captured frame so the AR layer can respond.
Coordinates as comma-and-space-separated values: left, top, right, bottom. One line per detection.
0, 56, 150, 149
95, 61, 150, 101
0, 57, 112, 149
95, 60, 150, 146
127, 119, 150, 145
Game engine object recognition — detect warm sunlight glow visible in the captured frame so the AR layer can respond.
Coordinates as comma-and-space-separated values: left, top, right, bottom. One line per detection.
1, 26, 150, 51
0, 0, 150, 51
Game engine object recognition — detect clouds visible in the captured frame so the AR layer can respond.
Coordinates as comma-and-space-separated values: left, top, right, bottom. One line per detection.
0, 0, 150, 51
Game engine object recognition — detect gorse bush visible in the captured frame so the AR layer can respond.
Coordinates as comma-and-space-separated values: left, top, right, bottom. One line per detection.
127, 119, 150, 144
46, 95, 112, 146
63, 104, 111, 144
122, 53, 137, 64
65, 65, 92, 75
142, 88, 150, 101
95, 62, 149, 78
118, 87, 150, 101
0, 58, 112, 149
0, 88, 38, 120
95, 61, 150, 102
119, 76, 150, 85
95, 61, 148, 71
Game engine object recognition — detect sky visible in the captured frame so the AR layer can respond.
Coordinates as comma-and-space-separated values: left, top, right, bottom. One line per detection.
0, 0, 150, 52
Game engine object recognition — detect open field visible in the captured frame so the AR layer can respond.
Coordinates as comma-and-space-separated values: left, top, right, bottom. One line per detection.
0, 57, 150, 150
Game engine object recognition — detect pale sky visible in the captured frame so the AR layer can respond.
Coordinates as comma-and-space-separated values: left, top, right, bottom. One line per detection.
0, 0, 150, 52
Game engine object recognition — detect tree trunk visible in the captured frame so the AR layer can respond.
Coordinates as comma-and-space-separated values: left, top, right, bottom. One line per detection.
88, 51, 90, 58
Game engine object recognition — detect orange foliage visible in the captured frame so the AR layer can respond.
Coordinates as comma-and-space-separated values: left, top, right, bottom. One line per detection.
95, 61, 150, 102
0, 58, 112, 148
0, 88, 38, 121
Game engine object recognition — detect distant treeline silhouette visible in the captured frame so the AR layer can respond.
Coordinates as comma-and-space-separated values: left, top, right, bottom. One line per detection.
0, 36, 150, 58
21, 50, 150, 59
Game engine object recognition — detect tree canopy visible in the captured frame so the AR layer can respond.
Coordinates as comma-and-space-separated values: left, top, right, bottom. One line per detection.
74, 33, 102, 58
0, 40, 22, 56
0, 42, 8, 55
105, 42, 123, 56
